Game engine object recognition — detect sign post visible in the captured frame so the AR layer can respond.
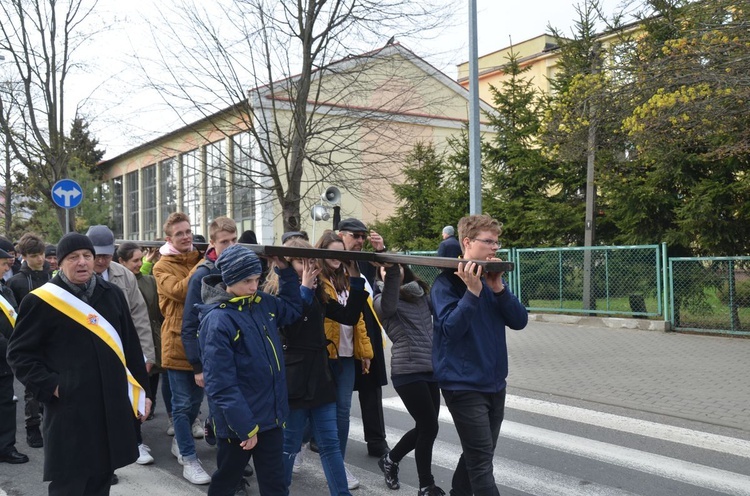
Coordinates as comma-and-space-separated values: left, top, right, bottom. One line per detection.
51, 179, 84, 234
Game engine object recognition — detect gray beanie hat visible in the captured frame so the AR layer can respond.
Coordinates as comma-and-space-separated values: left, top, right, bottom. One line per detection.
215, 244, 262, 287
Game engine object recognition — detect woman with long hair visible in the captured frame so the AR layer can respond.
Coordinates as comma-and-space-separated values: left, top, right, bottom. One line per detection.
264, 236, 367, 495
374, 263, 444, 496
316, 230, 373, 490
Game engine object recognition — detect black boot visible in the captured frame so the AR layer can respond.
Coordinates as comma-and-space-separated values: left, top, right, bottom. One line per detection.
26, 427, 43, 448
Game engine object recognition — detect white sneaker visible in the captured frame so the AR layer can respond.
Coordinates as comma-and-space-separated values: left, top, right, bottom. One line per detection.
192, 417, 204, 439
12, 395, 17, 402
166, 417, 175, 436
171, 438, 184, 465
136, 443, 154, 465
183, 458, 211, 485
292, 443, 307, 473
345, 467, 360, 490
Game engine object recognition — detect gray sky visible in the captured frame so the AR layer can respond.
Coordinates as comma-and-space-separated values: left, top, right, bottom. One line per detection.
77, 0, 629, 159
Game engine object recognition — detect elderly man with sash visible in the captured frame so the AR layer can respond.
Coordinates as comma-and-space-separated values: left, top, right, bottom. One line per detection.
7, 233, 151, 496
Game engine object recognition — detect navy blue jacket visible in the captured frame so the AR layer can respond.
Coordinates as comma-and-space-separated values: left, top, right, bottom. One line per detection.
182, 249, 218, 374
431, 270, 527, 393
198, 267, 302, 440
437, 236, 462, 259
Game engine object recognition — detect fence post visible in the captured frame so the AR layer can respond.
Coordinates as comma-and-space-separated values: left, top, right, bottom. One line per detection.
661, 243, 674, 326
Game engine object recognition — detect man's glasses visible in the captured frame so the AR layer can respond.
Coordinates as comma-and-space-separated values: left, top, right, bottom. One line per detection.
172, 229, 193, 239
342, 232, 367, 240
472, 238, 501, 249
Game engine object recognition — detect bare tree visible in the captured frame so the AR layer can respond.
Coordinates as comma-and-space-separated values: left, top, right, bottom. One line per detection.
135, 0, 455, 231
0, 0, 100, 232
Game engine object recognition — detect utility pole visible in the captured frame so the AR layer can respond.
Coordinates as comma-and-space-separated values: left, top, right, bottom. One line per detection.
468, 0, 482, 214
582, 43, 601, 313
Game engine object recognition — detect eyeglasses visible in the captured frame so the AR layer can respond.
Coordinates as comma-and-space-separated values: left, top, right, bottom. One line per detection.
172, 229, 193, 239
342, 231, 367, 240
472, 238, 501, 249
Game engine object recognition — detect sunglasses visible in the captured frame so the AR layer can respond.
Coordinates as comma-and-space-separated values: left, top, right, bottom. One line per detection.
343, 232, 367, 240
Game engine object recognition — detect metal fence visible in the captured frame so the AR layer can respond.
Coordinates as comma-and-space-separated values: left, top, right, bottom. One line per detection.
514, 245, 663, 317
669, 257, 750, 336
396, 246, 750, 336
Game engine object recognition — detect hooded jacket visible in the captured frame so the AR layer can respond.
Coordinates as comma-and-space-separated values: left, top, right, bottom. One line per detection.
153, 249, 202, 370
197, 267, 302, 440
374, 264, 434, 379
431, 270, 528, 393
8, 260, 51, 304
181, 247, 218, 374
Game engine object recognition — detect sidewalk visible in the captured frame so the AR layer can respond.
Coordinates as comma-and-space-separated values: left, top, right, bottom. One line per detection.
506, 319, 750, 431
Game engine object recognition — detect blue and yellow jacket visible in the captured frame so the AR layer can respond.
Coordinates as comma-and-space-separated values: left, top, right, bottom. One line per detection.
197, 266, 302, 440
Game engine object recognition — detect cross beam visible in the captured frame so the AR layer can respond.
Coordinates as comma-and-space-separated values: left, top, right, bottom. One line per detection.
116, 241, 514, 273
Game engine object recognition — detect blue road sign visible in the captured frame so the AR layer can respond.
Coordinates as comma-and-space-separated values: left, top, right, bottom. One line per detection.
51, 179, 84, 209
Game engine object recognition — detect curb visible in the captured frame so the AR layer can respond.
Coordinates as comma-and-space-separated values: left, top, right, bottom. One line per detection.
528, 313, 670, 332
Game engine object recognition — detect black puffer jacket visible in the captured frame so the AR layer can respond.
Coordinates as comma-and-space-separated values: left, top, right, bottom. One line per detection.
7, 260, 51, 304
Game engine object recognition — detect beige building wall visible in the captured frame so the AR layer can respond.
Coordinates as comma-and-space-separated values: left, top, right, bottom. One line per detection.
99, 44, 493, 245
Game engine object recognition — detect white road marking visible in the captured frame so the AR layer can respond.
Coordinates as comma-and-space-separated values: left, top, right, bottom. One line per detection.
382, 395, 750, 496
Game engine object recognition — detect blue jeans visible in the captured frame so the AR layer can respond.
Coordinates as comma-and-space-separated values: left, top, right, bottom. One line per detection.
168, 369, 204, 461
329, 357, 355, 458
442, 389, 506, 496
283, 404, 350, 496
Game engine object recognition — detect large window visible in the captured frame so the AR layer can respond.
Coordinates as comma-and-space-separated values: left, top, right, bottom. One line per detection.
159, 158, 178, 230
232, 133, 255, 230
126, 171, 139, 240
206, 141, 227, 222
142, 165, 157, 240
112, 177, 123, 239
183, 149, 202, 230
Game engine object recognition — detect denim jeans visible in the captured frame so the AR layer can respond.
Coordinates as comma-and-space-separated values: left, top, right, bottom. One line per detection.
442, 388, 506, 496
168, 369, 204, 461
283, 404, 350, 496
209, 428, 288, 496
329, 357, 355, 458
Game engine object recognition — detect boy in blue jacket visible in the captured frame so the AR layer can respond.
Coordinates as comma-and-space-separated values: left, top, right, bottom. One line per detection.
198, 244, 302, 496
431, 214, 528, 496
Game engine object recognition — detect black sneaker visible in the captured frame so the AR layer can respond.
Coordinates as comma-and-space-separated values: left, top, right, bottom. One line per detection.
204, 418, 216, 446
26, 427, 43, 448
418, 485, 446, 496
110, 473, 119, 485
309, 438, 319, 453
378, 453, 400, 490
243, 463, 254, 477
234, 477, 250, 496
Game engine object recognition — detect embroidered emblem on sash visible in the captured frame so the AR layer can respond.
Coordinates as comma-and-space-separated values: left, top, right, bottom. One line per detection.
87, 314, 98, 325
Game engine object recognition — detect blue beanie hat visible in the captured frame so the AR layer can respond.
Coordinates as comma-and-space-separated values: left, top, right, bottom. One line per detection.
215, 244, 262, 287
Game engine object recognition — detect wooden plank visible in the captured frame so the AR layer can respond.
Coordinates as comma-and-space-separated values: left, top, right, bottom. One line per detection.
115, 240, 514, 273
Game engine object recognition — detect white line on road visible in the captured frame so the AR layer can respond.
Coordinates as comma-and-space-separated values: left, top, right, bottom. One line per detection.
382, 395, 750, 496
506, 394, 750, 458
349, 417, 638, 496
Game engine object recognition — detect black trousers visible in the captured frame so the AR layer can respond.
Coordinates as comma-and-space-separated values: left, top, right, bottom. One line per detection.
358, 382, 387, 452
48, 473, 111, 496
0, 374, 16, 454
24, 385, 42, 429
442, 388, 506, 496
208, 428, 287, 496
390, 380, 440, 488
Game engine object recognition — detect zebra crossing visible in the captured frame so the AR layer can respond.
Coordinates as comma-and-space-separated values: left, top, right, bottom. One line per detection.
6, 392, 750, 495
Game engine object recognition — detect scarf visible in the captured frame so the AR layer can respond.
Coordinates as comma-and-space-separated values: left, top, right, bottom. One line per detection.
59, 271, 97, 303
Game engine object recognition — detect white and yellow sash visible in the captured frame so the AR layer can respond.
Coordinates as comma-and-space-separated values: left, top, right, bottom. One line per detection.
0, 293, 16, 327
31, 283, 146, 417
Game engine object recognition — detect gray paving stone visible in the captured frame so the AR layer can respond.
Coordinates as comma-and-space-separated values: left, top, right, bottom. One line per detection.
506, 320, 750, 431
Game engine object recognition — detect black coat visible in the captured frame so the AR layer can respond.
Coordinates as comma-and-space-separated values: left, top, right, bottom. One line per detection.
7, 261, 51, 304
0, 284, 17, 377
281, 281, 367, 410
354, 261, 388, 389
7, 275, 150, 480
